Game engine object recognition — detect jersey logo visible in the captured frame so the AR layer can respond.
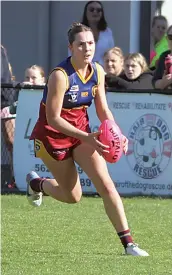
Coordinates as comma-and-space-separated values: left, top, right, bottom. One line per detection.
92, 85, 98, 97
81, 91, 88, 97
68, 92, 78, 103
69, 85, 79, 92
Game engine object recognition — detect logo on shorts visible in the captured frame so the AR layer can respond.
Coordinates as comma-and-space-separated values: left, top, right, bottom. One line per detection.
126, 114, 172, 179
53, 149, 68, 155
35, 144, 40, 151
35, 140, 41, 152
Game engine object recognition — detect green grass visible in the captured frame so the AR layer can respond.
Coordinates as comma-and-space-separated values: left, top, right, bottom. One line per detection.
1, 195, 172, 275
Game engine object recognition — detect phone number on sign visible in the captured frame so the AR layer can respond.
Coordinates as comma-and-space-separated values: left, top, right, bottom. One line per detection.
77, 166, 92, 186
34, 164, 49, 172
34, 164, 91, 187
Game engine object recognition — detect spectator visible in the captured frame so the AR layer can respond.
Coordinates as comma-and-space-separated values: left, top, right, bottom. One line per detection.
1, 44, 11, 84
104, 47, 124, 89
1, 45, 18, 108
1, 63, 45, 189
105, 53, 153, 90
152, 25, 172, 90
82, 1, 114, 66
9, 65, 45, 115
104, 47, 124, 75
150, 15, 169, 70
1, 45, 18, 189
68, 1, 114, 66
23, 65, 45, 85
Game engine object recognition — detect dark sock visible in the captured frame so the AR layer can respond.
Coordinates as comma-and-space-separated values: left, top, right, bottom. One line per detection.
30, 178, 45, 193
117, 229, 133, 248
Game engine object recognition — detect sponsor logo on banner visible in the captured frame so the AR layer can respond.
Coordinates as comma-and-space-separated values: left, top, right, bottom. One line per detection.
127, 114, 172, 179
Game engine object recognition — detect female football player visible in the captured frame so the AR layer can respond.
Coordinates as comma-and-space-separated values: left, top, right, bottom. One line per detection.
26, 23, 148, 256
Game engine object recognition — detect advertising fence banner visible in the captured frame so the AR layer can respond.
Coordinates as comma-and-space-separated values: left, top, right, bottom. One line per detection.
13, 89, 172, 196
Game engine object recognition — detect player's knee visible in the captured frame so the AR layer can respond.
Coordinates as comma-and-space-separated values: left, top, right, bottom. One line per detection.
66, 193, 82, 204
65, 189, 82, 204
98, 181, 116, 197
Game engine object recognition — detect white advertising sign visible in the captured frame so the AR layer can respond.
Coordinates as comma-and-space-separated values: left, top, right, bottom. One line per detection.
14, 90, 172, 196
13, 89, 96, 193
13, 90, 50, 191
76, 92, 172, 197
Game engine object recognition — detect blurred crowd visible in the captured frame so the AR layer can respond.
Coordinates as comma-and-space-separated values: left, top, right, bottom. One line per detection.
1, 1, 172, 190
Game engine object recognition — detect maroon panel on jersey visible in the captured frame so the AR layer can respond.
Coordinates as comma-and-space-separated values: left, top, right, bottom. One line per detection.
30, 102, 90, 150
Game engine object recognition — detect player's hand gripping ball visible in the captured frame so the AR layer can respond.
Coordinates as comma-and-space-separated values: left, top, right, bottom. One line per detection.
99, 120, 126, 163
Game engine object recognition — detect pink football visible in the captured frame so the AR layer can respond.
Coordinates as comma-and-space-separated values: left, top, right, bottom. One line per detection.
99, 120, 123, 163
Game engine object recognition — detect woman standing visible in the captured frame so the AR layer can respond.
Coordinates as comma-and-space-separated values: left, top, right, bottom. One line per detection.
81, 1, 115, 66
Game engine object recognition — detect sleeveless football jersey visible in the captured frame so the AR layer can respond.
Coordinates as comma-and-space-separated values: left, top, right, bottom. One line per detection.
42, 56, 100, 108
30, 57, 101, 150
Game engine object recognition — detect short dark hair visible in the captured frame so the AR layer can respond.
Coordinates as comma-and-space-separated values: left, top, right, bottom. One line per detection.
152, 15, 168, 27
67, 22, 93, 44
81, 1, 107, 31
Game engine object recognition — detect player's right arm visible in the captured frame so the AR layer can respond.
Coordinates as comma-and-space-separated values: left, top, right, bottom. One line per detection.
46, 70, 109, 154
46, 69, 88, 140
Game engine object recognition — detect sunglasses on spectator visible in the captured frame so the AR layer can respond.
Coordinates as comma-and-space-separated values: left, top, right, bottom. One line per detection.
89, 7, 102, 13
167, 34, 172, 40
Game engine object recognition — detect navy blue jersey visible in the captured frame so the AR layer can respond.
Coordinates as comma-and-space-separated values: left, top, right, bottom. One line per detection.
42, 57, 101, 109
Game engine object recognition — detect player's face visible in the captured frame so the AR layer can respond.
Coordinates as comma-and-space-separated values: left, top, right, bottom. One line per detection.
25, 69, 44, 85
124, 59, 142, 80
104, 52, 123, 75
69, 31, 95, 64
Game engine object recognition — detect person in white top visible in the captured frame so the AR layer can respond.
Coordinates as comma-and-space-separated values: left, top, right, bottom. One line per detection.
68, 1, 114, 66
81, 1, 115, 66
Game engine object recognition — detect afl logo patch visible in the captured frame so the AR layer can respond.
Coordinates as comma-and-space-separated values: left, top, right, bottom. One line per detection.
92, 85, 98, 97
126, 114, 172, 179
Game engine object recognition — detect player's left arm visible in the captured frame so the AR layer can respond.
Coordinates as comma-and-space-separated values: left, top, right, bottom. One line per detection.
94, 64, 128, 154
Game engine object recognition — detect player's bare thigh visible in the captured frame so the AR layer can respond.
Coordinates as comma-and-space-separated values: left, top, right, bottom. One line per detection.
73, 143, 115, 196
36, 141, 82, 201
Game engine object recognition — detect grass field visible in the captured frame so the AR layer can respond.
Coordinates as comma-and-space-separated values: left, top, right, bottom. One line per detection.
1, 195, 172, 275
